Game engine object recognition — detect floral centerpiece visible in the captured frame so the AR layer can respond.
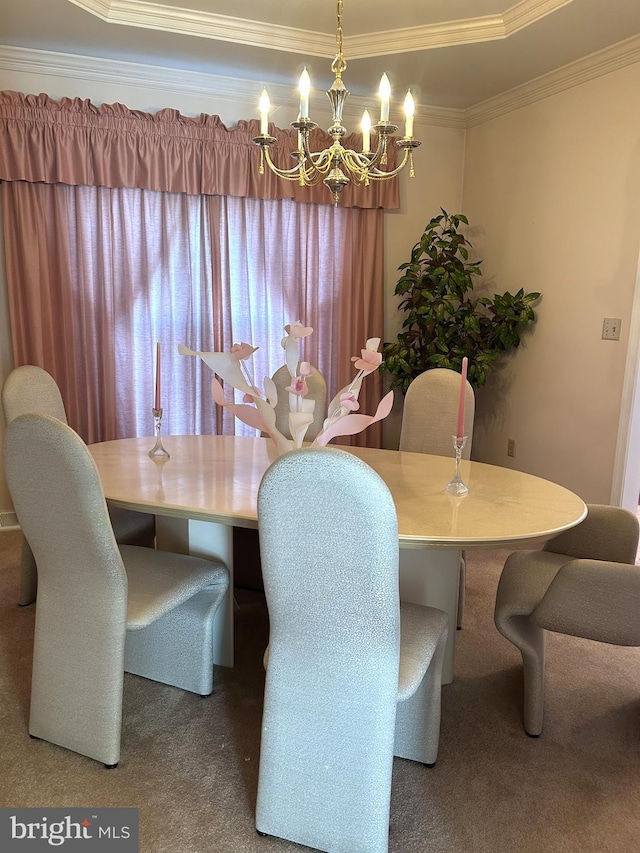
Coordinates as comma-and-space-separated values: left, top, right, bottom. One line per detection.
179, 322, 393, 454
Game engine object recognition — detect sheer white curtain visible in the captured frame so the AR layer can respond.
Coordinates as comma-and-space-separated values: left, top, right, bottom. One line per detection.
208, 195, 346, 435
102, 186, 219, 438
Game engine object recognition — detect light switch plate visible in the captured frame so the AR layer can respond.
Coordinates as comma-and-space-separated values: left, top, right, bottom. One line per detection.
602, 318, 621, 340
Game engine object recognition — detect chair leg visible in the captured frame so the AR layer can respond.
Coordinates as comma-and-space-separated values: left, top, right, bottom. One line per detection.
520, 624, 546, 737
498, 614, 547, 736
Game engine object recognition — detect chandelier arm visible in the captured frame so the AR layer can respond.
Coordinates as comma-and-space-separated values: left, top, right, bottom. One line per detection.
260, 145, 309, 181
360, 147, 415, 180
303, 160, 334, 180
299, 137, 334, 174
341, 149, 376, 177
356, 135, 389, 172
299, 161, 334, 186
254, 136, 338, 186
343, 126, 397, 173
296, 169, 333, 188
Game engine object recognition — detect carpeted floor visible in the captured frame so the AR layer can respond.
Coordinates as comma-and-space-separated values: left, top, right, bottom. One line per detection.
1, 529, 639, 852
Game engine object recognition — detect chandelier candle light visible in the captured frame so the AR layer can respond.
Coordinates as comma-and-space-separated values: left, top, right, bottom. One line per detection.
253, 0, 420, 205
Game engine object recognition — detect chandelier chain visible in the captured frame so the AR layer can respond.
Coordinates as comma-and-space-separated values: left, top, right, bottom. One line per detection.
332, 0, 347, 77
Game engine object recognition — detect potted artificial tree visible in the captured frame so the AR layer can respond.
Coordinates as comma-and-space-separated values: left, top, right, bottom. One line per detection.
382, 210, 540, 393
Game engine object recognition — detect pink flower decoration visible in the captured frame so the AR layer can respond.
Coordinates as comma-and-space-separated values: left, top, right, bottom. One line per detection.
351, 347, 382, 373
284, 322, 313, 339
285, 376, 308, 396
340, 392, 360, 412
230, 342, 258, 360
182, 325, 391, 454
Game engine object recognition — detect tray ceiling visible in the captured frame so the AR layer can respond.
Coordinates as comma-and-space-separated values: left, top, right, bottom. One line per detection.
1, 0, 640, 108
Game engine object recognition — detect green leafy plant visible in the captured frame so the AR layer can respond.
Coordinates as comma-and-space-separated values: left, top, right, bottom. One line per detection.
382, 210, 540, 393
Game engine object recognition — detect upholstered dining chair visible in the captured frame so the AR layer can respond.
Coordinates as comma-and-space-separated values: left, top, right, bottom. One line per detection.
399, 367, 475, 629
267, 363, 327, 441
4, 413, 230, 768
255, 446, 448, 853
494, 504, 640, 737
2, 364, 156, 605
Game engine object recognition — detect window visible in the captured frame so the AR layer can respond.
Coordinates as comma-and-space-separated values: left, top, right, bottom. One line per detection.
3, 180, 383, 444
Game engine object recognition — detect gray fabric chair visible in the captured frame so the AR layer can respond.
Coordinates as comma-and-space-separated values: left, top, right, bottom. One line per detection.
4, 413, 230, 767
255, 446, 448, 853
2, 364, 156, 605
494, 504, 640, 736
269, 363, 327, 441
399, 367, 475, 629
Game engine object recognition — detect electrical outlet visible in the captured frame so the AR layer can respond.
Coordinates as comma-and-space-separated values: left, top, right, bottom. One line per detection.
507, 439, 515, 458
602, 318, 622, 340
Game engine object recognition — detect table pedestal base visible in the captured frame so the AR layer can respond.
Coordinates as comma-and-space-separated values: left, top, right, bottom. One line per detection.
156, 516, 234, 668
399, 548, 461, 684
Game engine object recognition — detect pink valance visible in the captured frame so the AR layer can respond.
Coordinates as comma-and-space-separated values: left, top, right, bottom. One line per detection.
0, 91, 399, 209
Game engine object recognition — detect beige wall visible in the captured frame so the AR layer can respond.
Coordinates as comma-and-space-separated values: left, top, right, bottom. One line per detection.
462, 62, 640, 502
0, 57, 466, 510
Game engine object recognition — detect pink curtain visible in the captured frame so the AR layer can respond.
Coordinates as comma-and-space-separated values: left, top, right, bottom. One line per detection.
0, 91, 386, 446
0, 91, 399, 208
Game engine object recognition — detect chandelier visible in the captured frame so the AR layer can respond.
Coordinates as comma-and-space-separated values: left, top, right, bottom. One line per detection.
253, 0, 421, 205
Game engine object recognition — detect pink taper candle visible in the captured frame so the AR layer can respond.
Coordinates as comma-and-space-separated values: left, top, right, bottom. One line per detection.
456, 357, 468, 438
154, 342, 161, 410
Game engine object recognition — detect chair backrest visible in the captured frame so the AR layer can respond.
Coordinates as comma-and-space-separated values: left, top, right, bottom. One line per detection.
270, 364, 327, 441
258, 445, 400, 703
4, 413, 127, 615
543, 504, 639, 563
2, 365, 68, 425
399, 367, 475, 458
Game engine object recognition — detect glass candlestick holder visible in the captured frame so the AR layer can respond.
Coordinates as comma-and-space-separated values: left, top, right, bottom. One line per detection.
149, 407, 170, 459
444, 435, 469, 496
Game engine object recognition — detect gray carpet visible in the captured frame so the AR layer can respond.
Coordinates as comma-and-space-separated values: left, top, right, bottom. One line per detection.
1, 529, 639, 852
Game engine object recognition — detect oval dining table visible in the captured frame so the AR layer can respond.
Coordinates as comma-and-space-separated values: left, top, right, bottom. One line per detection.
89, 434, 587, 683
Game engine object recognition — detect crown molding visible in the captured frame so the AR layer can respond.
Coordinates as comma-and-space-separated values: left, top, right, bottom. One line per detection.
347, 0, 574, 58
3, 34, 637, 129
68, 0, 575, 58
0, 44, 466, 129
0, 44, 266, 106
465, 31, 640, 126
68, 0, 334, 56
503, 0, 574, 36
